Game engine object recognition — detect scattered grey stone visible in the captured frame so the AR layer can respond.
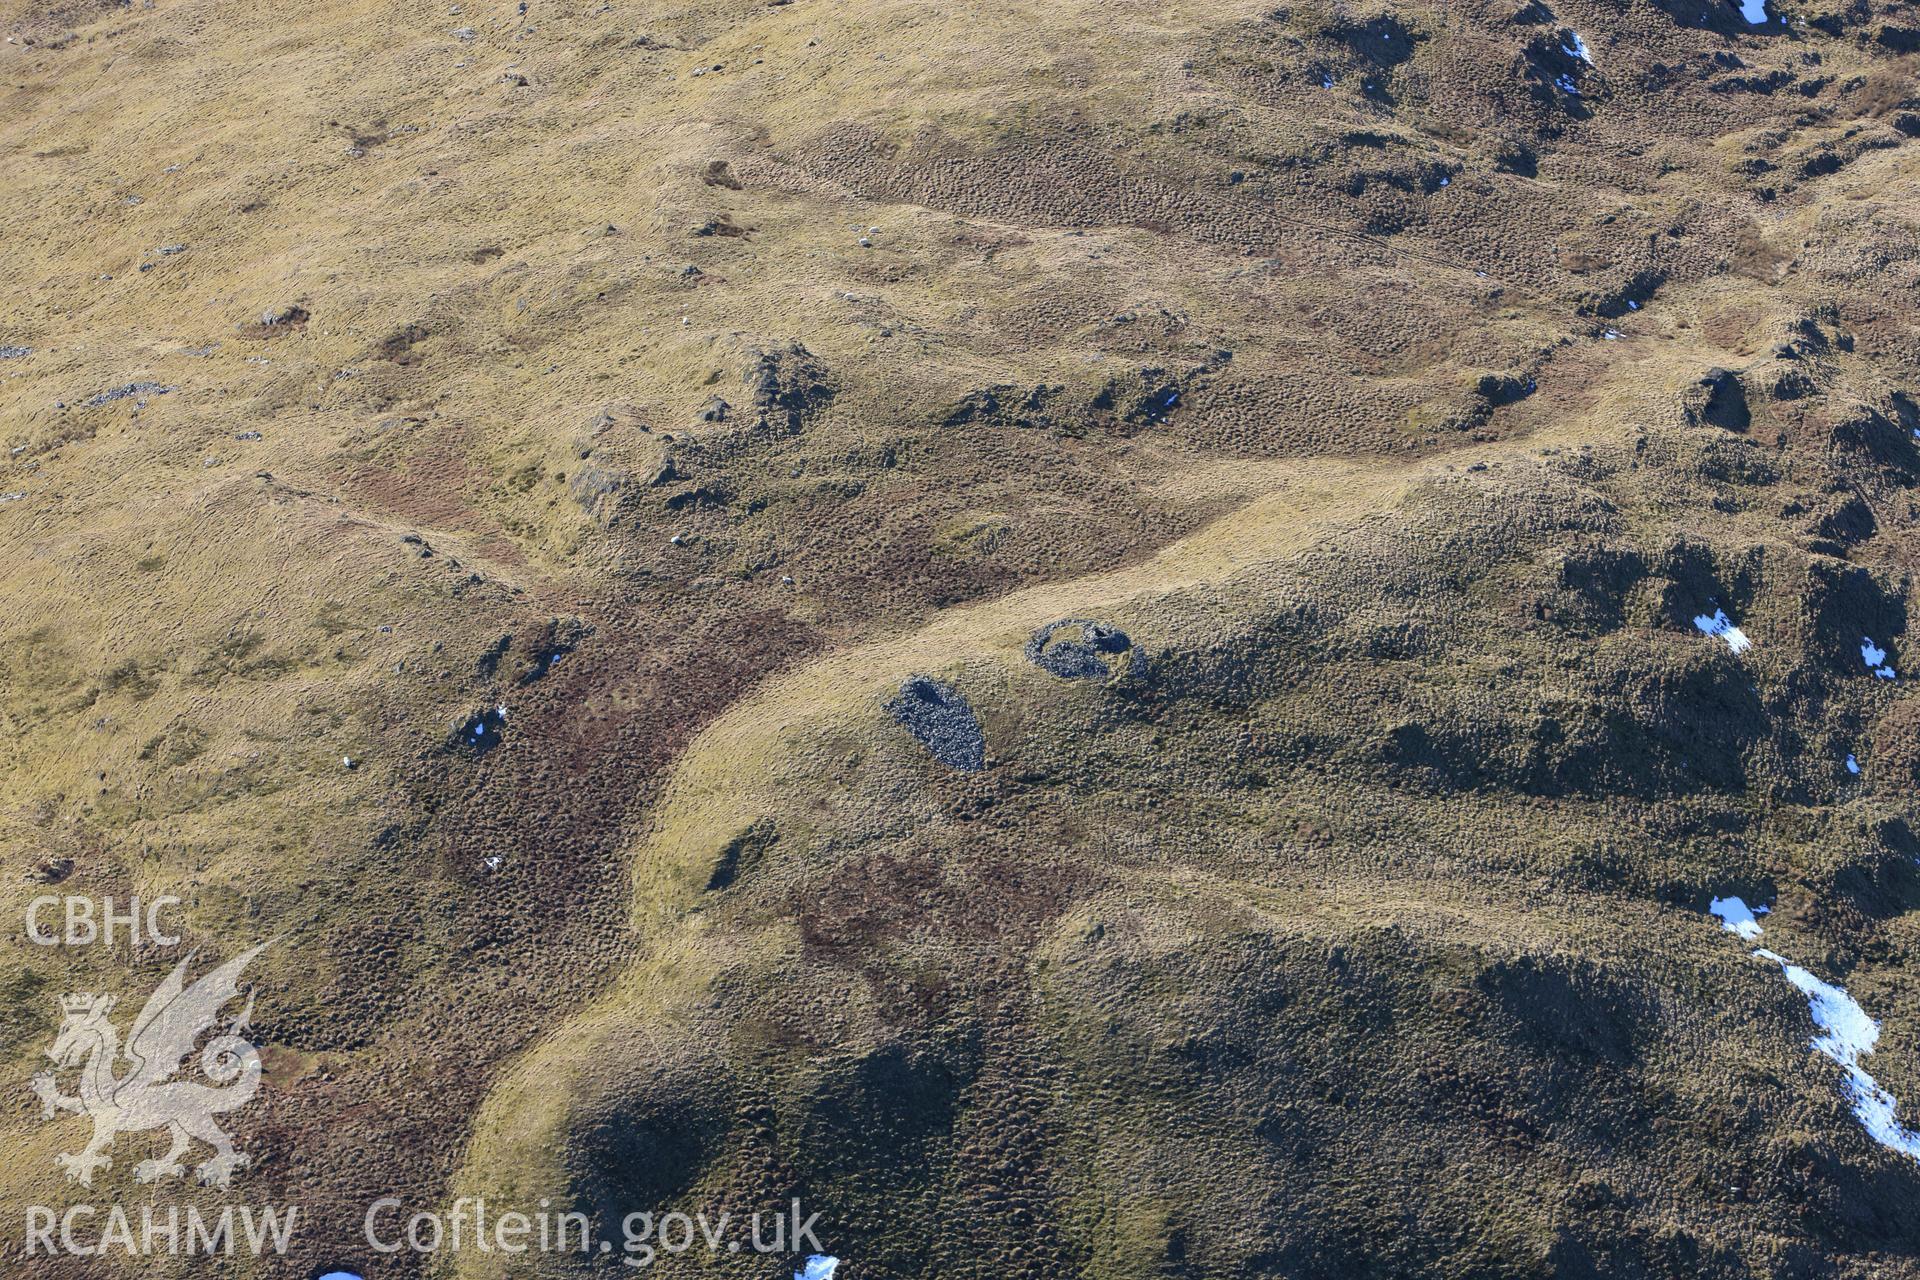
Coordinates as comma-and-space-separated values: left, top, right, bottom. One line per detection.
475, 632, 512, 679
1772, 369, 1817, 401
1697, 367, 1751, 431
454, 26, 476, 39
86, 381, 173, 408
451, 705, 507, 756
743, 343, 833, 434
0, 492, 27, 503
569, 457, 630, 519
234, 430, 263, 441
0, 346, 30, 359
1025, 618, 1136, 680
517, 620, 588, 684
158, 243, 187, 255
886, 675, 986, 771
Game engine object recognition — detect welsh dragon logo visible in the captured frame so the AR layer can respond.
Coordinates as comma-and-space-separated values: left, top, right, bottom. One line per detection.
31, 943, 269, 1189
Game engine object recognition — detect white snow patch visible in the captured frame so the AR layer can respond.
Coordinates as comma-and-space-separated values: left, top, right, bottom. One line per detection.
1737, 0, 1770, 23
796, 1257, 839, 1280
1862, 636, 1897, 679
1710, 896, 1769, 941
1847, 754, 1861, 775
1564, 31, 1593, 62
1694, 609, 1753, 655
1708, 906, 1920, 1163
1753, 949, 1920, 1162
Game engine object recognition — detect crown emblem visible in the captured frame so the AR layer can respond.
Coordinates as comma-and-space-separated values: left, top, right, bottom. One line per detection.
59, 993, 100, 1015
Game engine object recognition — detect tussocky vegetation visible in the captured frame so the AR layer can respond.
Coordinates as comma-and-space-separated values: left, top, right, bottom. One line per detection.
3, 0, 1920, 1276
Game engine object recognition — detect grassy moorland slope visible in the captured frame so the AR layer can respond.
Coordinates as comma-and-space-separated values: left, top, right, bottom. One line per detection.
3, 0, 1920, 1276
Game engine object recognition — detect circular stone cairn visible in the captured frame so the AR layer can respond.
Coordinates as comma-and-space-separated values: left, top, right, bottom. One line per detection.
1024, 618, 1134, 680
885, 675, 986, 771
